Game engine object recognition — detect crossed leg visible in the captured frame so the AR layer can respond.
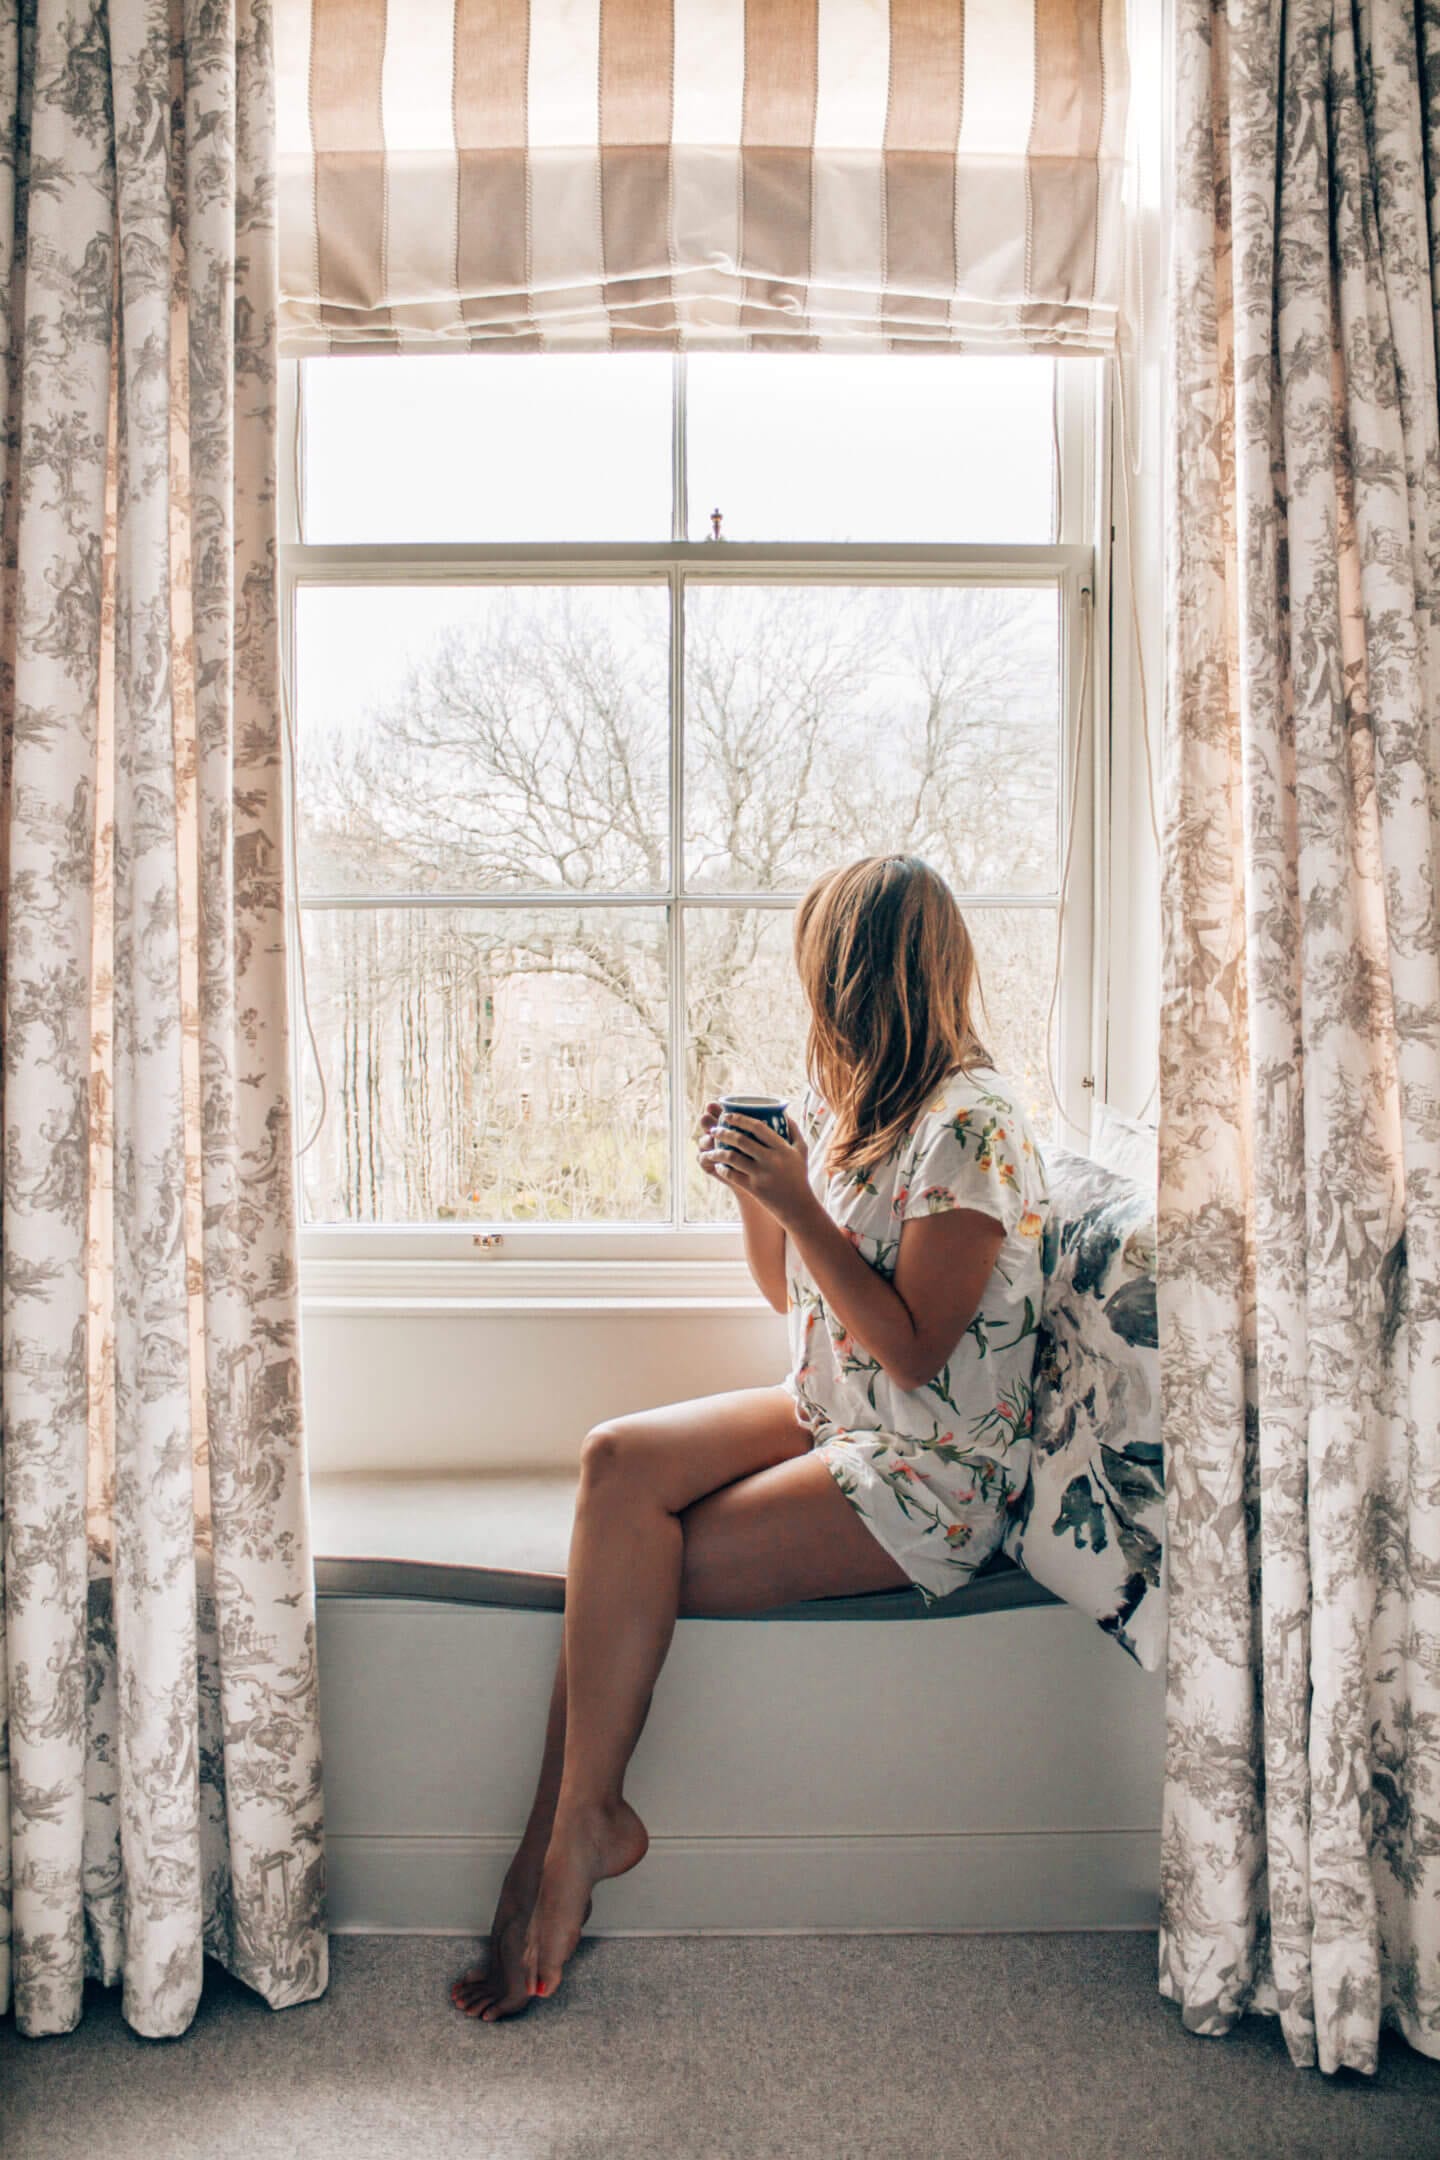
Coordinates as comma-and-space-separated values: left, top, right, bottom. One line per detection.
451, 1384, 907, 2020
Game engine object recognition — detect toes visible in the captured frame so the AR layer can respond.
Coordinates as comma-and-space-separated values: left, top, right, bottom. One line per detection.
456, 1986, 497, 2017
453, 1958, 510, 2016
479, 1978, 535, 2022
522, 1917, 570, 2002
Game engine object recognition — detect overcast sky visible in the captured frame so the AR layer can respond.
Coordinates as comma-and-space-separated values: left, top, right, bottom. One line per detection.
296, 352, 1071, 759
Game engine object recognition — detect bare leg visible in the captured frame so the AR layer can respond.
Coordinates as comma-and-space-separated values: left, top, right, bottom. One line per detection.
519, 1438, 681, 1999
519, 1429, 910, 2003
450, 1643, 569, 2020
453, 1386, 811, 2020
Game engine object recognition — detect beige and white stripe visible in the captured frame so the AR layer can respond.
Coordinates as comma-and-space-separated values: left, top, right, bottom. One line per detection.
277, 0, 1129, 354
454, 1, 534, 346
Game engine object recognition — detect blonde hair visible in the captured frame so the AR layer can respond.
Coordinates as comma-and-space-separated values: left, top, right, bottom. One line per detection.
793, 855, 991, 1178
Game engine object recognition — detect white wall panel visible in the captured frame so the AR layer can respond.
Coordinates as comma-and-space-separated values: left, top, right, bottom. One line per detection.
318, 1598, 1165, 1932
302, 1303, 790, 1473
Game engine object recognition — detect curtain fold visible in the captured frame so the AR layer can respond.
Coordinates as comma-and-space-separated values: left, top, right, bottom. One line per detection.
1160, 0, 1440, 2076
0, 0, 326, 2039
276, 0, 1131, 355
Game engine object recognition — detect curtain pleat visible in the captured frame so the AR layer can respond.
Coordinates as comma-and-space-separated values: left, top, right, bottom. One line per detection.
275, 0, 1132, 355
1160, 0, 1440, 2076
1, 0, 326, 2041
1, 0, 117, 2034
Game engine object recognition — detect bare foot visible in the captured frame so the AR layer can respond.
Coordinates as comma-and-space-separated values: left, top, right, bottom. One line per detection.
451, 1872, 597, 2024
451, 1847, 551, 2022
523, 1799, 649, 2003
451, 1890, 536, 2022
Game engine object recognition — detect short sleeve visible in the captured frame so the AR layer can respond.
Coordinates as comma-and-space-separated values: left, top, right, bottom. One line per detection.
894, 1099, 1035, 1237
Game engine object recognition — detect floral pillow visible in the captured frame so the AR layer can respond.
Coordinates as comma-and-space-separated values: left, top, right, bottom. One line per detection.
1001, 1147, 1166, 1670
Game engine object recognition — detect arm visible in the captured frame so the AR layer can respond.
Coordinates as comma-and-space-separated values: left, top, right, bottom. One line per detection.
697, 1101, 789, 1314
713, 1113, 1005, 1391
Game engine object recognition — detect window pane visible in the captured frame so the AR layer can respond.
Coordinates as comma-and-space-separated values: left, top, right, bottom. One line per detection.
684, 908, 809, 1222
683, 584, 1059, 895
968, 905, 1058, 1141
301, 355, 673, 542
297, 585, 670, 895
300, 907, 669, 1223
686, 355, 1059, 543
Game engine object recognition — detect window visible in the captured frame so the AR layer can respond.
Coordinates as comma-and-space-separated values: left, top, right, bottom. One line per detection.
284, 354, 1101, 1250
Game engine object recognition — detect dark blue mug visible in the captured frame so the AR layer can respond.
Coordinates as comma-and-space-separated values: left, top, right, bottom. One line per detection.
716, 1094, 791, 1151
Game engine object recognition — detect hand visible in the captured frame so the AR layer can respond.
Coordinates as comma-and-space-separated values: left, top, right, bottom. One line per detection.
697, 1102, 750, 1190
698, 1101, 786, 1178
696, 1101, 727, 1181
698, 1106, 813, 1229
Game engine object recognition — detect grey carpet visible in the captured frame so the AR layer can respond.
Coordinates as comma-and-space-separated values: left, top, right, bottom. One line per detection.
4, 1933, 1438, 2160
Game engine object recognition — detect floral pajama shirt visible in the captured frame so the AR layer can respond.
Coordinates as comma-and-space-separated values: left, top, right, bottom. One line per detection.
785, 1067, 1049, 1605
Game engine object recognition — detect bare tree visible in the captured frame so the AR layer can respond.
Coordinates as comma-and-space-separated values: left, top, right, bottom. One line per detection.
299, 584, 1059, 1221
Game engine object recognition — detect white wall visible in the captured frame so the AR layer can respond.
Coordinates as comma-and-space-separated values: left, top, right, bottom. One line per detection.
302, 1300, 787, 1474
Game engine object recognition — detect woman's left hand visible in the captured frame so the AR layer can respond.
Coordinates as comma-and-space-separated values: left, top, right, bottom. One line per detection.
704, 1112, 814, 1229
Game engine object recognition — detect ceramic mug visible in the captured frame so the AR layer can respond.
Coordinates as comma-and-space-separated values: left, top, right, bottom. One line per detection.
715, 1094, 791, 1151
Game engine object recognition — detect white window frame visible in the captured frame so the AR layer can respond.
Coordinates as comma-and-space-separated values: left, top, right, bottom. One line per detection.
280, 356, 1110, 1304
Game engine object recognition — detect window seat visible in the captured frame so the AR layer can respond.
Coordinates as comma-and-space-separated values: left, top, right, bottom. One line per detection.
311, 1470, 1158, 1935
309, 1469, 1061, 1622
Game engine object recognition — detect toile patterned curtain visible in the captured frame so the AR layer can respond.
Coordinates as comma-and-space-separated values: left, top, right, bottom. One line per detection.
1160, 0, 1440, 2076
0, 0, 326, 2037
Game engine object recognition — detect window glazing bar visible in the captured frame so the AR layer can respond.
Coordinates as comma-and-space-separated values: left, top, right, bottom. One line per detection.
283, 541, 1092, 582
297, 890, 1063, 911
667, 559, 686, 1225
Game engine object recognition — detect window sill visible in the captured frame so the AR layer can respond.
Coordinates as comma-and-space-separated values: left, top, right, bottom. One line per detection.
299, 1254, 766, 1311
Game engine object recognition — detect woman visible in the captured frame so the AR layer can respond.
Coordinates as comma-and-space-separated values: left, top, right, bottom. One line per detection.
451, 854, 1050, 2019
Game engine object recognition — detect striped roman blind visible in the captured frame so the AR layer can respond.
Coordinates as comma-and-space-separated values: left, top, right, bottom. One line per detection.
277, 0, 1130, 355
